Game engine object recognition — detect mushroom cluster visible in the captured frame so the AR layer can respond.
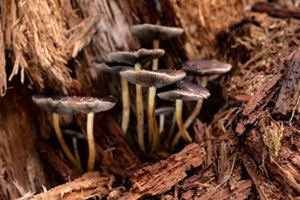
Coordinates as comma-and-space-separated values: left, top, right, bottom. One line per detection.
32, 94, 116, 171
32, 23, 232, 172
94, 23, 232, 155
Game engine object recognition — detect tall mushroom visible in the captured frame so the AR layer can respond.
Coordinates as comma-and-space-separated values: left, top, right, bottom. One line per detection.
180, 59, 232, 135
157, 81, 210, 148
120, 68, 186, 151
94, 61, 131, 134
105, 48, 165, 152
131, 24, 184, 150
65, 96, 117, 171
32, 94, 80, 169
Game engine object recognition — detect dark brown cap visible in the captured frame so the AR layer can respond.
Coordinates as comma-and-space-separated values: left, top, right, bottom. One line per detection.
157, 81, 210, 101
120, 69, 186, 88
94, 62, 132, 75
63, 96, 117, 114
182, 60, 232, 75
32, 94, 77, 114
104, 48, 165, 65
131, 24, 184, 41
155, 106, 175, 116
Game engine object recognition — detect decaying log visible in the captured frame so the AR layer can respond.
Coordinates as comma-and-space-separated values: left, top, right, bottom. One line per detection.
236, 74, 281, 135
275, 49, 300, 115
125, 143, 206, 200
252, 2, 300, 20
0, 88, 47, 199
35, 140, 77, 181
31, 172, 111, 200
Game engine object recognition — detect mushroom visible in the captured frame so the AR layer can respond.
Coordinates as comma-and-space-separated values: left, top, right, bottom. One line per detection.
180, 60, 232, 136
94, 62, 131, 134
155, 106, 175, 134
32, 94, 80, 169
131, 24, 184, 151
157, 81, 210, 148
62, 129, 86, 171
120, 68, 186, 151
65, 96, 117, 172
106, 48, 165, 152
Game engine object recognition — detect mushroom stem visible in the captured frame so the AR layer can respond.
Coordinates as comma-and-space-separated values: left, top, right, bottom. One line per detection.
148, 39, 160, 152
72, 138, 83, 171
121, 77, 130, 134
87, 112, 96, 171
159, 113, 165, 134
52, 113, 79, 168
135, 63, 146, 152
171, 76, 208, 149
175, 99, 192, 144
149, 86, 160, 152
152, 39, 160, 70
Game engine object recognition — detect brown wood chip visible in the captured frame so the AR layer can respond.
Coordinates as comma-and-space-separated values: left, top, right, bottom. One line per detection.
126, 143, 206, 200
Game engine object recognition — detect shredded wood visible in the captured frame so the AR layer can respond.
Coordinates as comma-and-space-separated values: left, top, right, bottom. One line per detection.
0, 18, 6, 96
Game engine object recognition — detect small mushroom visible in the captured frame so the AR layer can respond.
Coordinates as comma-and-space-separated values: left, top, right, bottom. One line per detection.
180, 60, 232, 137
157, 81, 210, 148
120, 69, 186, 151
155, 106, 175, 134
107, 49, 165, 152
65, 96, 117, 171
131, 24, 184, 70
32, 94, 80, 169
62, 129, 86, 171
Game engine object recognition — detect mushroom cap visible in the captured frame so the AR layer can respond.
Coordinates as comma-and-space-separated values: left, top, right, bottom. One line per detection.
94, 62, 132, 75
62, 129, 86, 140
182, 60, 232, 75
157, 81, 211, 101
32, 94, 78, 115
104, 48, 165, 65
64, 96, 117, 114
131, 24, 184, 41
120, 69, 186, 88
155, 106, 175, 115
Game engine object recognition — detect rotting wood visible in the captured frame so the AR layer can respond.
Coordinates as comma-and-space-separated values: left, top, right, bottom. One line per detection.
0, 18, 6, 97
31, 172, 111, 200
193, 180, 252, 200
125, 143, 206, 200
275, 49, 300, 116
236, 74, 281, 135
35, 139, 77, 181
243, 153, 283, 200
252, 2, 300, 20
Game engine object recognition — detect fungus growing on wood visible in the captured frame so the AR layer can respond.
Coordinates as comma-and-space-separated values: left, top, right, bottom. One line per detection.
180, 59, 232, 138
120, 69, 186, 151
32, 94, 80, 169
65, 96, 117, 171
157, 81, 210, 148
106, 49, 165, 152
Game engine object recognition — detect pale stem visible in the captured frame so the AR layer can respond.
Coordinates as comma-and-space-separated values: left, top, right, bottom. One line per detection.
52, 113, 79, 168
72, 138, 83, 171
87, 112, 96, 172
148, 39, 160, 152
149, 86, 160, 152
152, 39, 160, 71
171, 76, 208, 149
135, 63, 145, 152
121, 77, 130, 134
159, 114, 165, 134
171, 100, 192, 149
